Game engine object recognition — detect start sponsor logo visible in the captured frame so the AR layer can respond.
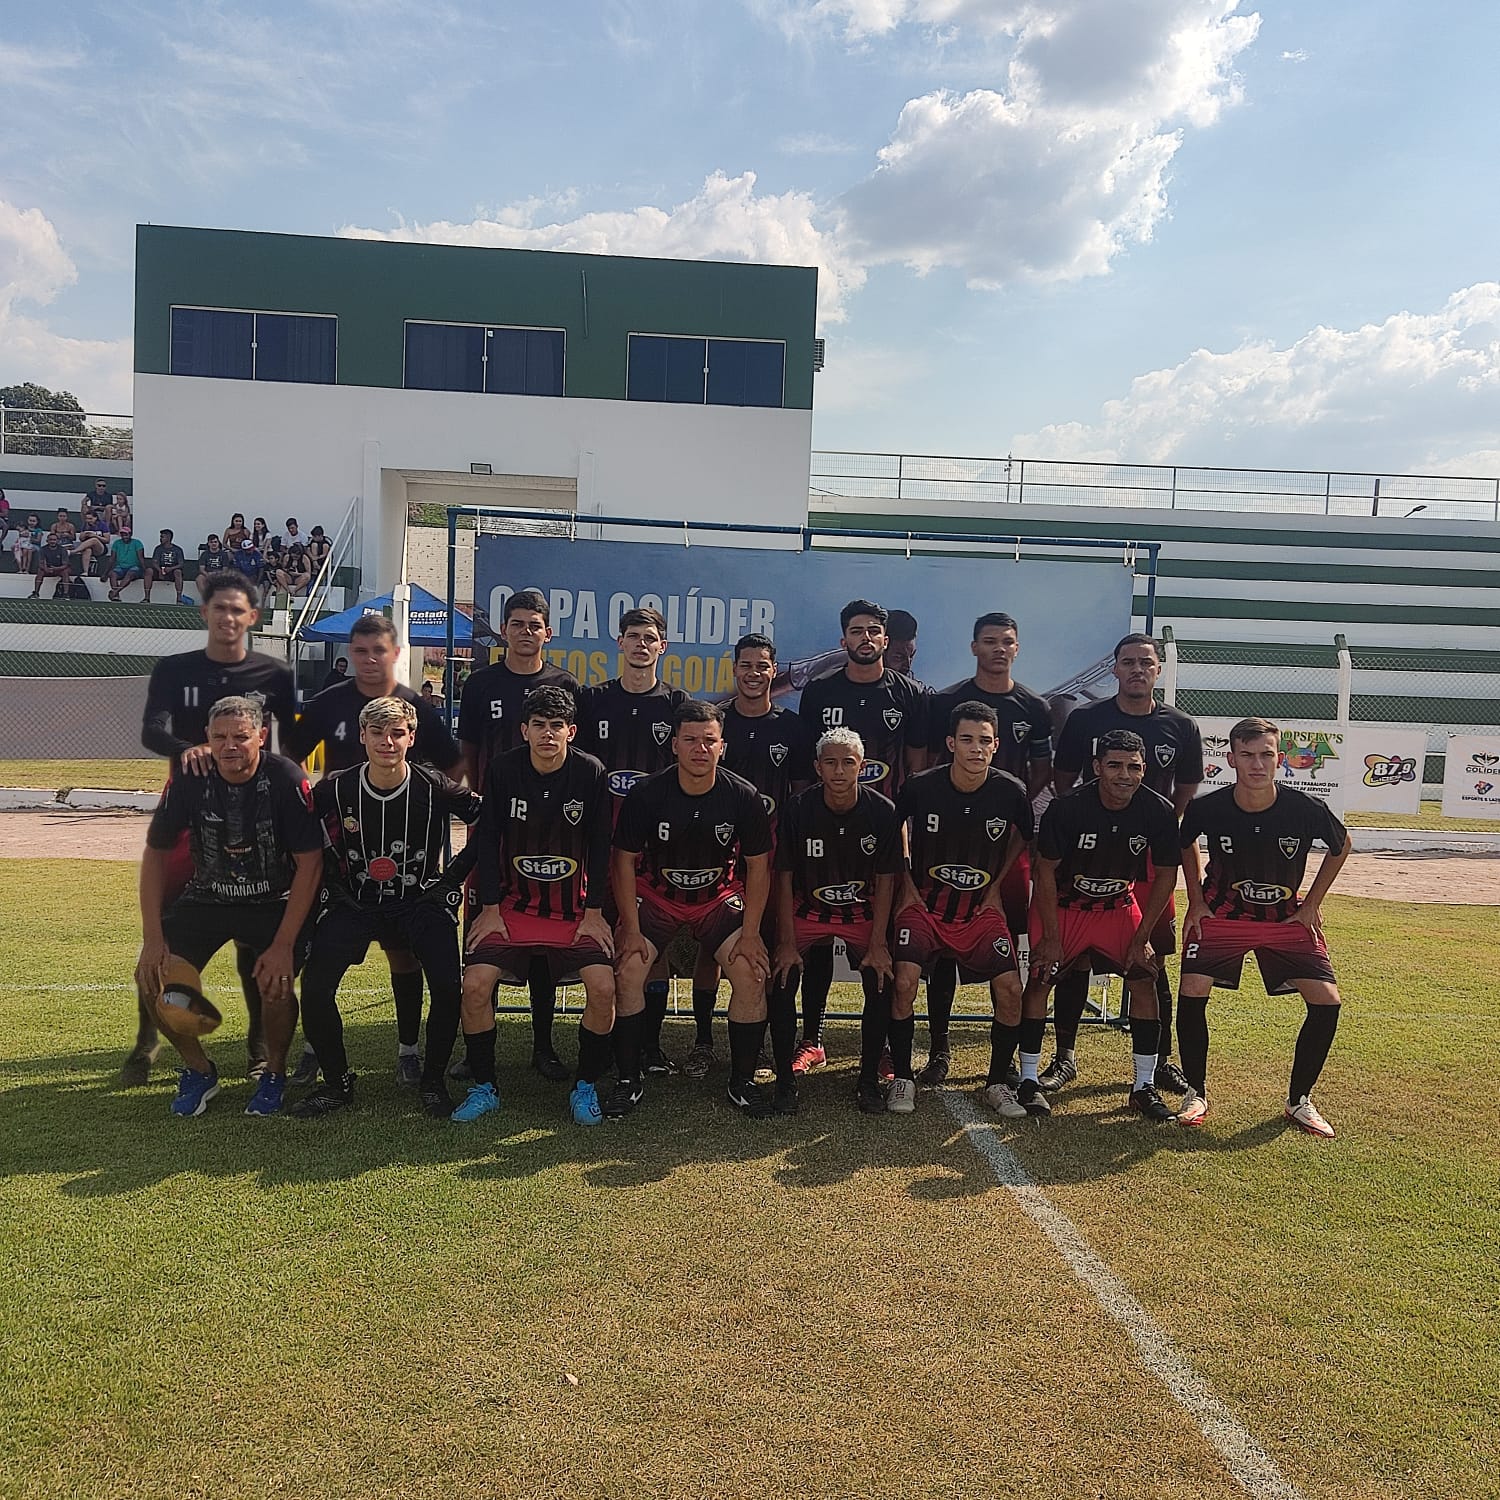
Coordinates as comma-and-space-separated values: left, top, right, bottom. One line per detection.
1073, 875, 1129, 898
514, 854, 578, 881
665, 867, 724, 891
1234, 879, 1292, 904
814, 881, 867, 905
608, 769, 646, 796
858, 759, 890, 784
930, 863, 990, 890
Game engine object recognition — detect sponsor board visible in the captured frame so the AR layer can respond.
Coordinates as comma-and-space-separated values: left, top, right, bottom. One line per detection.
1441, 734, 1500, 819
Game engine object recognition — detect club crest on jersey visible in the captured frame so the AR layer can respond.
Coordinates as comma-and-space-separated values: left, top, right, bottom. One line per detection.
1235, 879, 1292, 904
514, 855, 579, 881
985, 818, 1005, 842
651, 721, 671, 746
761, 793, 776, 814
1278, 837, 1300, 858
714, 822, 734, 846
726, 893, 744, 911
1129, 835, 1147, 855
882, 708, 903, 731
930, 863, 990, 890
608, 770, 645, 796
815, 881, 867, 905
665, 867, 724, 891
992, 936, 1012, 957
859, 759, 890, 784
343, 816, 360, 833
563, 799, 584, 825
769, 743, 789, 766
860, 833, 878, 855
1155, 743, 1176, 767
1012, 721, 1028, 743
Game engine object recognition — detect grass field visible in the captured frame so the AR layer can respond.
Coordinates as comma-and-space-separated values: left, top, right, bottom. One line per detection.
1, 857, 1496, 1500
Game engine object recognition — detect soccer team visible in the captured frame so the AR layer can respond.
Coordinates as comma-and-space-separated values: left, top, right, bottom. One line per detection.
130, 574, 1353, 1138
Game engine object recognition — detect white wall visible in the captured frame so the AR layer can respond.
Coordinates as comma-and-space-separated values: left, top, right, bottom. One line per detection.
134, 375, 815, 597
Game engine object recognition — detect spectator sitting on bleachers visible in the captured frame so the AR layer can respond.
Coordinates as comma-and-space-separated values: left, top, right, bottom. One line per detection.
275, 538, 312, 596
52, 507, 77, 547
145, 528, 187, 604
232, 535, 266, 600
320, 655, 349, 692
252, 516, 270, 550
282, 516, 303, 548
31, 530, 74, 598
223, 512, 250, 550
0, 490, 9, 532
111, 492, 132, 531
71, 507, 111, 573
11, 513, 43, 574
104, 524, 148, 601
304, 525, 332, 572
83, 478, 111, 512
199, 533, 233, 573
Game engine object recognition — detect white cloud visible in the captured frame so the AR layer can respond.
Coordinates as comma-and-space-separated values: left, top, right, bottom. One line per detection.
0, 200, 131, 412
1281, 48, 1308, 61
838, 1, 1260, 287
1010, 284, 1500, 473
341, 170, 865, 325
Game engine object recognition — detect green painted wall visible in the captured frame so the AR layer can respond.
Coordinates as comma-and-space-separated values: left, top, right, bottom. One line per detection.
135, 226, 819, 408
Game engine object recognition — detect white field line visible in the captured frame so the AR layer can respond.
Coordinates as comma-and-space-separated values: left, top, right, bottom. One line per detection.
941, 1090, 1306, 1500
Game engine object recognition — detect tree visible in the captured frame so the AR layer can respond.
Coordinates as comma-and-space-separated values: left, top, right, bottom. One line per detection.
0, 383, 89, 458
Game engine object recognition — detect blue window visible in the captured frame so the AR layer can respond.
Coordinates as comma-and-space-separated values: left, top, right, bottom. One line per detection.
628, 334, 784, 407
170, 308, 253, 380
405, 322, 565, 396
486, 327, 565, 397
169, 308, 336, 383
405, 322, 484, 392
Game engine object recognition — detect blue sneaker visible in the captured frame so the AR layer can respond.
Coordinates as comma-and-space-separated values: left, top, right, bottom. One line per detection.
170, 1066, 220, 1118
244, 1071, 286, 1116
450, 1082, 500, 1122
570, 1080, 603, 1127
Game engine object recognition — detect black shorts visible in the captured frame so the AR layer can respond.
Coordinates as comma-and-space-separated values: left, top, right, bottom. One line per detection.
309, 891, 461, 971
160, 900, 310, 972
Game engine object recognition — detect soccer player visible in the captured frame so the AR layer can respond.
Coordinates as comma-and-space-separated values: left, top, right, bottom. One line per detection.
921, 611, 1055, 1085
893, 702, 1034, 1117
1022, 730, 1181, 1123
1176, 717, 1352, 1137
283, 612, 464, 1087
135, 696, 323, 1118
454, 687, 616, 1126
1049, 633, 1204, 1096
291, 697, 482, 1119
610, 700, 773, 1117
576, 606, 687, 1076
885, 609, 923, 683
126, 571, 299, 1086
793, 599, 928, 1073
457, 588, 582, 1082
683, 632, 815, 1080
771, 728, 902, 1114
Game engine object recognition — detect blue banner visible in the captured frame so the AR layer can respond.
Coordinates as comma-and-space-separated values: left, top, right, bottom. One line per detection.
472, 535, 1135, 703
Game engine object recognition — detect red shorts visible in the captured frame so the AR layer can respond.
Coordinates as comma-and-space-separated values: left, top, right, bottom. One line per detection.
1028, 901, 1155, 979
998, 848, 1031, 937
163, 829, 194, 907
1180, 917, 1336, 996
467, 907, 612, 985
634, 887, 746, 958
791, 915, 876, 968
1133, 868, 1178, 955
893, 904, 1018, 982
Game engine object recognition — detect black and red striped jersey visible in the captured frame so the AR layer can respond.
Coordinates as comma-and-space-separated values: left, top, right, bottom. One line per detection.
896, 765, 1034, 923
774, 785, 903, 927
721, 702, 815, 819
475, 746, 610, 919
457, 659, 581, 786
1054, 698, 1204, 799
576, 678, 687, 811
1180, 785, 1347, 921
795, 668, 928, 800
314, 764, 481, 907
1037, 782, 1180, 911
614, 765, 771, 907
927, 678, 1052, 779
285, 680, 462, 774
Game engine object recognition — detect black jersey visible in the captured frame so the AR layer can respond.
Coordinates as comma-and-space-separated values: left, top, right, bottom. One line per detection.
1036, 783, 1180, 911
614, 765, 771, 907
1180, 785, 1348, 922
142, 650, 297, 761
147, 752, 320, 905
721, 703, 815, 818
795, 668, 928, 800
775, 785, 903, 927
576, 679, 688, 808
284, 680, 462, 774
475, 746, 611, 919
928, 678, 1052, 779
315, 763, 482, 907
457, 659, 581, 784
896, 765, 1034, 923
1054, 698, 1204, 800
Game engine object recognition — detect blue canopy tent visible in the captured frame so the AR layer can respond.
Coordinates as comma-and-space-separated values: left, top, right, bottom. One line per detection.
298, 584, 474, 646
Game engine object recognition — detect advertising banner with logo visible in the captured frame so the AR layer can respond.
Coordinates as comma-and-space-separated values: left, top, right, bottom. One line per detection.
1440, 734, 1500, 819
1196, 720, 1425, 815
473, 534, 1135, 706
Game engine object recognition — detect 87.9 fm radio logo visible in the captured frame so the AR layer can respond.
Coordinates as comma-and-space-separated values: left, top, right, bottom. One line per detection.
1362, 753, 1417, 788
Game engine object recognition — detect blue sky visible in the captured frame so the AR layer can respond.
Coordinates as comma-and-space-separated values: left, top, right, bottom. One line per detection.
4, 0, 1500, 475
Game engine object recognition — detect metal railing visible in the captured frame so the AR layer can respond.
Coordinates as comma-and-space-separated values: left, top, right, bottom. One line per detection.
0, 406, 134, 461
811, 451, 1500, 522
